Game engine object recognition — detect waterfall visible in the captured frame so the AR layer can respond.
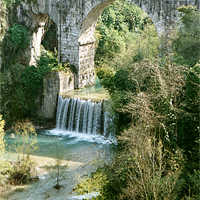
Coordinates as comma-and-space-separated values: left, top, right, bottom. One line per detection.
55, 96, 114, 138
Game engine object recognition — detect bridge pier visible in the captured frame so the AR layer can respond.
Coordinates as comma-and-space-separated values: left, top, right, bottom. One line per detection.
58, 0, 114, 89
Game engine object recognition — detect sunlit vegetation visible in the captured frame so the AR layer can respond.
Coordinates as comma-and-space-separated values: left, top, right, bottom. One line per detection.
74, 3, 200, 200
0, 120, 38, 187
95, 0, 153, 66
0, 0, 199, 199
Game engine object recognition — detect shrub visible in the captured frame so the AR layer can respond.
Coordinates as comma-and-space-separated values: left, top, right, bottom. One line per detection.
96, 129, 183, 200
12, 120, 37, 156
96, 55, 199, 199
7, 121, 38, 185
95, 0, 151, 66
96, 67, 115, 93
8, 24, 30, 50
74, 170, 109, 195
1, 52, 68, 125
2, 24, 30, 67
94, 3, 199, 200
0, 115, 6, 185
8, 156, 34, 185
0, 115, 12, 186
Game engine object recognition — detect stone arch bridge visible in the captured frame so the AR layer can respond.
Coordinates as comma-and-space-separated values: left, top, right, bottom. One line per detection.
17, 0, 199, 88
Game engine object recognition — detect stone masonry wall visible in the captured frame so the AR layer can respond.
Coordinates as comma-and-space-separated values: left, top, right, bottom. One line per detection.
79, 42, 96, 88
38, 71, 74, 119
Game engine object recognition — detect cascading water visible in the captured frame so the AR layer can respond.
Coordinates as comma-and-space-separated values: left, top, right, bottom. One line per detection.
48, 96, 116, 144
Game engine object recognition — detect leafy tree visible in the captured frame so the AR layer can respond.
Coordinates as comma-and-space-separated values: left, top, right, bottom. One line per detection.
173, 6, 200, 67
95, 3, 199, 200
95, 0, 150, 65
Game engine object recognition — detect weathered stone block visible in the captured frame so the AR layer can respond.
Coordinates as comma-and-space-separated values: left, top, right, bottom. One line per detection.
38, 71, 74, 119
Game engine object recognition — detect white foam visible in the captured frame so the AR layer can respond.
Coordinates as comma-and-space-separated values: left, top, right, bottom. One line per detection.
71, 192, 99, 200
43, 129, 117, 145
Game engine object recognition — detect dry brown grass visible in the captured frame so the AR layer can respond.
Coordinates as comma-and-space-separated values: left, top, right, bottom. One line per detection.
114, 59, 187, 200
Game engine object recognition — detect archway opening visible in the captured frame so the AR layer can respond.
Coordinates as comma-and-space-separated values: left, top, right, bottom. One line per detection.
78, 0, 159, 88
42, 20, 58, 54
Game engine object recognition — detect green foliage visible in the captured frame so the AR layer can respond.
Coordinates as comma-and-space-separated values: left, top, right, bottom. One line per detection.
8, 121, 37, 185
96, 67, 115, 93
1, 64, 47, 124
96, 56, 199, 199
96, 132, 182, 200
95, 4, 199, 197
95, 0, 159, 132
95, 0, 151, 65
96, 23, 159, 78
1, 53, 54, 125
74, 170, 108, 195
2, 0, 20, 7
1, 27, 74, 126
2, 23, 30, 67
42, 21, 58, 53
172, 6, 200, 67
8, 24, 30, 50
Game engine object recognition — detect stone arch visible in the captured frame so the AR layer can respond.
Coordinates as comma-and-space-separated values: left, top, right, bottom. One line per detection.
78, 1, 115, 88
78, 0, 156, 88
42, 20, 58, 53
76, 0, 199, 88
15, 0, 200, 89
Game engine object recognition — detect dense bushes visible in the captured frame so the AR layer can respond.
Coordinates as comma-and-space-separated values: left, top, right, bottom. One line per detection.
1, 52, 64, 125
74, 3, 200, 200
95, 59, 192, 200
0, 119, 38, 185
95, 0, 152, 66
1, 24, 30, 68
0, 20, 74, 126
96, 62, 199, 199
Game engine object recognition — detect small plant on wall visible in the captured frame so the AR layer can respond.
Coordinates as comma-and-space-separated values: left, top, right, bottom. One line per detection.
2, 23, 30, 67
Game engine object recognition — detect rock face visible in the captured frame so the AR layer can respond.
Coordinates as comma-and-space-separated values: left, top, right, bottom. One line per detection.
14, 0, 199, 89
